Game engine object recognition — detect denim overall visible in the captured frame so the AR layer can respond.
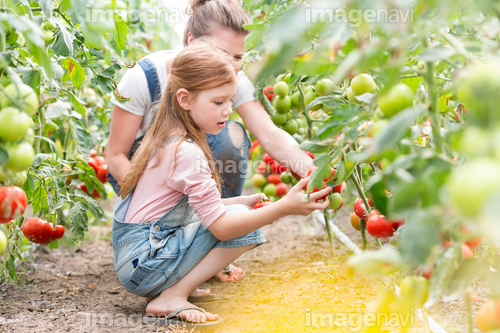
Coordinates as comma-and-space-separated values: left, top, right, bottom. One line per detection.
112, 136, 266, 298
108, 58, 251, 198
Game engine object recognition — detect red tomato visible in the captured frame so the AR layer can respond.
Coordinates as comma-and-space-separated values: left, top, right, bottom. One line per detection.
76, 183, 101, 198
462, 243, 474, 259
366, 215, 395, 238
304, 151, 314, 159
88, 149, 98, 158
0, 186, 28, 223
269, 160, 286, 174
354, 198, 373, 219
52, 225, 65, 240
22, 218, 54, 245
88, 157, 99, 173
332, 181, 347, 193
253, 199, 274, 209
263, 153, 274, 165
311, 182, 329, 201
267, 174, 282, 185
275, 183, 288, 196
93, 156, 106, 166
263, 86, 276, 101
368, 209, 381, 219
96, 164, 109, 183
465, 237, 482, 250
257, 161, 267, 174
393, 218, 406, 229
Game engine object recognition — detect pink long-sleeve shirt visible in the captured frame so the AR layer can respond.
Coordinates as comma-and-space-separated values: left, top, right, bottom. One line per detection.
123, 139, 226, 227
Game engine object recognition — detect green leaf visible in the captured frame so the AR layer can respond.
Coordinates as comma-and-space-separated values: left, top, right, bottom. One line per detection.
0, 146, 7, 165
316, 104, 359, 139
366, 175, 388, 216
91, 75, 115, 93
100, 66, 116, 78
299, 140, 329, 154
67, 90, 86, 116
21, 70, 41, 89
415, 47, 455, 62
374, 107, 421, 151
70, 120, 91, 158
113, 12, 129, 51
245, 24, 266, 51
446, 259, 487, 298
60, 0, 71, 11
32, 185, 48, 214
45, 101, 69, 119
425, 244, 462, 307
308, 154, 333, 192
399, 213, 441, 267
36, 0, 53, 19
348, 246, 402, 278
74, 189, 107, 221
61, 58, 85, 89
70, 201, 89, 244
52, 25, 75, 57
6, 254, 18, 281
22, 170, 38, 200
32, 153, 53, 168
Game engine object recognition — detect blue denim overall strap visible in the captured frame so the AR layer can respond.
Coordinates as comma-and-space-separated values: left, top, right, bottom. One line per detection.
137, 58, 162, 105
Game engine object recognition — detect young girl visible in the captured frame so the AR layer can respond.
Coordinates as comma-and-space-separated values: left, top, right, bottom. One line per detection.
112, 42, 332, 328
107, 0, 314, 284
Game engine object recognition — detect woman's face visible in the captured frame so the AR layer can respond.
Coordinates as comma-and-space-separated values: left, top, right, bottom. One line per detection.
188, 28, 246, 72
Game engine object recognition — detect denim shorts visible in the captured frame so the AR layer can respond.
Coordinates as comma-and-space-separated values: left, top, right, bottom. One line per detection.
112, 192, 266, 298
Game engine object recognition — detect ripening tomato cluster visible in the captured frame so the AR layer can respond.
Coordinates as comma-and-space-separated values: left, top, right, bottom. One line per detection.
351, 198, 406, 238
475, 298, 500, 333
251, 150, 293, 201
74, 149, 108, 199
22, 217, 65, 245
0, 83, 39, 186
0, 186, 28, 224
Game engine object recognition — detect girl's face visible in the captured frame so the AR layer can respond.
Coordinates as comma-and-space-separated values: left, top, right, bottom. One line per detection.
180, 82, 237, 135
188, 28, 246, 72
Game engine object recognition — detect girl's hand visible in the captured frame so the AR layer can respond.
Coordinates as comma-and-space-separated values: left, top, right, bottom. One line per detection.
243, 193, 267, 209
280, 177, 332, 215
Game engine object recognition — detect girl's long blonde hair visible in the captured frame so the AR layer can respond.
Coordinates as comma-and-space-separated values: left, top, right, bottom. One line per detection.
120, 41, 237, 199
184, 0, 250, 46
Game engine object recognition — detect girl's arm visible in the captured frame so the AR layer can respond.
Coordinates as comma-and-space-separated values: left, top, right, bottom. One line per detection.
209, 178, 331, 241
236, 100, 314, 178
107, 105, 143, 183
221, 193, 266, 209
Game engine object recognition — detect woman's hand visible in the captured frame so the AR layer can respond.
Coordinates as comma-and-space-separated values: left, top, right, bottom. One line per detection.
243, 193, 268, 209
280, 177, 332, 215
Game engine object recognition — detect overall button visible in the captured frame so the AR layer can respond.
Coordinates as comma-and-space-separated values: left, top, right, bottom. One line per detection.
154, 225, 160, 231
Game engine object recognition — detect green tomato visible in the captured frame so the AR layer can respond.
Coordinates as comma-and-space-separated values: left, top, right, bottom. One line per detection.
5, 142, 35, 172
0, 83, 39, 116
283, 120, 299, 135
43, 31, 53, 44
283, 73, 291, 84
273, 95, 291, 113
458, 127, 490, 157
400, 276, 429, 309
0, 107, 31, 142
350, 73, 376, 95
291, 91, 303, 111
297, 127, 305, 135
459, 61, 500, 125
328, 193, 343, 210
286, 112, 293, 120
280, 172, 293, 184
447, 158, 500, 218
305, 92, 321, 111
24, 128, 35, 145
263, 183, 277, 197
271, 112, 287, 126
315, 79, 335, 96
304, 86, 313, 94
273, 81, 289, 98
0, 230, 6, 255
346, 86, 359, 104
369, 120, 389, 138
13, 171, 27, 187
378, 84, 414, 118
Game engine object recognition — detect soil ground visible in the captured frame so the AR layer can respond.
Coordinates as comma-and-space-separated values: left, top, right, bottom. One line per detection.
0, 192, 491, 333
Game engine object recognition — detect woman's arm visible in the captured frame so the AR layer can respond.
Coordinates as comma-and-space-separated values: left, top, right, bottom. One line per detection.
236, 100, 314, 177
107, 105, 143, 184
209, 178, 331, 241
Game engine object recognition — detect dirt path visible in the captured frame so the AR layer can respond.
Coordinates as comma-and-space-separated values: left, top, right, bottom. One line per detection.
0, 200, 487, 333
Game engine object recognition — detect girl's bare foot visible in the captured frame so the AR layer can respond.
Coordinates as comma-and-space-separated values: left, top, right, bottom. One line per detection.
144, 287, 211, 303
145, 289, 218, 323
213, 264, 244, 282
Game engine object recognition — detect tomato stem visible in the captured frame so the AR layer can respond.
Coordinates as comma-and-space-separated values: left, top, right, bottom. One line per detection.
349, 171, 371, 251
422, 37, 444, 154
298, 81, 313, 139
323, 208, 334, 256
465, 289, 474, 333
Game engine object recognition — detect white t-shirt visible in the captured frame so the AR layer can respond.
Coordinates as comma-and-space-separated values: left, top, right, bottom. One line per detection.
110, 50, 255, 138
